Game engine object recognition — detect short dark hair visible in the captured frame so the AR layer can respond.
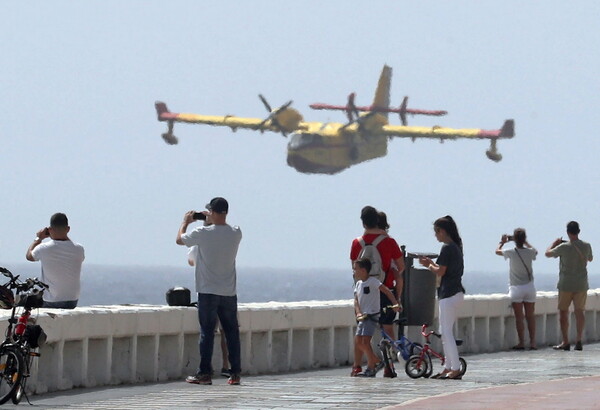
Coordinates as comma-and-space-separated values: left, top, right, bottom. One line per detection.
360, 206, 378, 229
354, 257, 372, 274
567, 221, 580, 235
50, 213, 68, 228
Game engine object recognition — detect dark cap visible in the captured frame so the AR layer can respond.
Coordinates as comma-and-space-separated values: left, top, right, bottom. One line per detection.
206, 197, 229, 214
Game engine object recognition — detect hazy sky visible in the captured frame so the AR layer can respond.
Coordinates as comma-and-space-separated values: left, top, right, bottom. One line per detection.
1, 2, 598, 278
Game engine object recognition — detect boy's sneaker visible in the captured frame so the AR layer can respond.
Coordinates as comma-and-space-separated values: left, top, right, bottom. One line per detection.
350, 366, 362, 377
358, 368, 377, 377
186, 374, 212, 385
221, 368, 231, 377
227, 373, 241, 385
374, 361, 385, 373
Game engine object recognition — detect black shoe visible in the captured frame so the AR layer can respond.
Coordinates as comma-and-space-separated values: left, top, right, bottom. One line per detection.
553, 343, 570, 351
575, 341, 583, 351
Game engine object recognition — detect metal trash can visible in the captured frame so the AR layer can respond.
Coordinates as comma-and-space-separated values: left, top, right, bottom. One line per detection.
402, 250, 438, 327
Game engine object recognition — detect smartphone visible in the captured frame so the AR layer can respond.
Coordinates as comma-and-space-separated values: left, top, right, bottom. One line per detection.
44, 228, 50, 236
193, 212, 207, 221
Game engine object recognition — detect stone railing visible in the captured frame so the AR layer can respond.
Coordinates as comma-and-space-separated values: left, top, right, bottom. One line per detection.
3, 289, 600, 395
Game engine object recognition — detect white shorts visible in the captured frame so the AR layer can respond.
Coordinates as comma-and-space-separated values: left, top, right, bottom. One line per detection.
508, 282, 536, 303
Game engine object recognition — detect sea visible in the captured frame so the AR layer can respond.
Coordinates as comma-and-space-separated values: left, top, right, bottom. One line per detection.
2, 263, 566, 307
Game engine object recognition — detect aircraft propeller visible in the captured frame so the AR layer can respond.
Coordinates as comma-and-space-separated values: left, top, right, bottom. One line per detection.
258, 94, 294, 137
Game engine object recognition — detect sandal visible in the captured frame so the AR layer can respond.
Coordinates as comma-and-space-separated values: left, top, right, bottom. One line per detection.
446, 370, 462, 380
431, 370, 450, 379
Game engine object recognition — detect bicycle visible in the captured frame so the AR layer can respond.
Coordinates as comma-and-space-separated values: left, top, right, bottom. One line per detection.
377, 314, 423, 378
404, 323, 467, 379
0, 267, 48, 405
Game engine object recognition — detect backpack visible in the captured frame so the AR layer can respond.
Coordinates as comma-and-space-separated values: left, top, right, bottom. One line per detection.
357, 235, 386, 283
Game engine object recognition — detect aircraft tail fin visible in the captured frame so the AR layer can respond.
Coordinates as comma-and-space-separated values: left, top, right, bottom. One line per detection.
155, 101, 172, 121
499, 119, 515, 139
399, 96, 408, 125
371, 65, 392, 118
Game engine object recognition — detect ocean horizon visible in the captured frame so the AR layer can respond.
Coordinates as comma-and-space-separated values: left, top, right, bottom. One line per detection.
0, 263, 577, 307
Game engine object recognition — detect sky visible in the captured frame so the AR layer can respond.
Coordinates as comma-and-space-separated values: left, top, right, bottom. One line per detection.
1, 1, 599, 278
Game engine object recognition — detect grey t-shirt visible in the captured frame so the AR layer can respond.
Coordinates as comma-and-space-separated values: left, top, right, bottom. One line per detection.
502, 247, 537, 286
181, 224, 242, 296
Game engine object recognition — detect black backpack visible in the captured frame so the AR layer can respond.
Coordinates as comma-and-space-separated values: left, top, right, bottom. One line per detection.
165, 287, 195, 307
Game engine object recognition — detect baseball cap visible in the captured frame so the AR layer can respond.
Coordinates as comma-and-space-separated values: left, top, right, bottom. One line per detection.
206, 197, 229, 214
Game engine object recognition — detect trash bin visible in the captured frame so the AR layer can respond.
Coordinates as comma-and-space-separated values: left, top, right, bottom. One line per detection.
401, 250, 438, 327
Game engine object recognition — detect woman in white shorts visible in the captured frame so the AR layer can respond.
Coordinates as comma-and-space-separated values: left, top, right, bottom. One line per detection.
496, 228, 538, 350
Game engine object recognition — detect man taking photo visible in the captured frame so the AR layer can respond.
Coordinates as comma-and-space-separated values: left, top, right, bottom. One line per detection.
176, 197, 242, 386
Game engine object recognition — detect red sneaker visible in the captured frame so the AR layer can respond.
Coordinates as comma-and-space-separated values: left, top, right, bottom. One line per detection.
227, 373, 241, 385
350, 366, 362, 377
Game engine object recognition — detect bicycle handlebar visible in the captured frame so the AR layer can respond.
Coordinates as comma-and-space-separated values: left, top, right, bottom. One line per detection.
420, 323, 441, 338
0, 266, 49, 292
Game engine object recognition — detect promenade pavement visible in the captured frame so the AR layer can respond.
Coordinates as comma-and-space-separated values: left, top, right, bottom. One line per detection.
6, 342, 600, 409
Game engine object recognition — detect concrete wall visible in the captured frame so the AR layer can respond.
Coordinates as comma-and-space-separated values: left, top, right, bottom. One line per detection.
3, 289, 600, 395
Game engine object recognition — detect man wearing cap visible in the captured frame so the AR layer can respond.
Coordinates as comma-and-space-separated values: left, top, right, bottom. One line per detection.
546, 221, 593, 351
26, 212, 85, 309
176, 197, 243, 385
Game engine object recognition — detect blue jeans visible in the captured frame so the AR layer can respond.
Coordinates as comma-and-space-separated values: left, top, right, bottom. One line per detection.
197, 293, 241, 375
43, 300, 78, 309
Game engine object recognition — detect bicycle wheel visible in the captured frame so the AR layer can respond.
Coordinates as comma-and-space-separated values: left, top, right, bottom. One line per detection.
405, 354, 427, 379
0, 346, 24, 405
459, 357, 467, 376
11, 349, 32, 405
380, 340, 397, 378
422, 353, 433, 378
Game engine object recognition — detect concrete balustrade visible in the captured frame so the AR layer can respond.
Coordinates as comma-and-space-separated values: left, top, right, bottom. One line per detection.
2, 289, 600, 395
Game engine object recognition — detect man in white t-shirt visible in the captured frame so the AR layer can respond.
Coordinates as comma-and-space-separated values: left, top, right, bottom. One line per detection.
26, 213, 85, 309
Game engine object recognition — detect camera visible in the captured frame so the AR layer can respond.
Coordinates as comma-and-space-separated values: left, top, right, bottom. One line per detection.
193, 212, 207, 221
504, 234, 514, 241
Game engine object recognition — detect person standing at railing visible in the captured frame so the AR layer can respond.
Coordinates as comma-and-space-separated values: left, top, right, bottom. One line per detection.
25, 212, 85, 309
496, 228, 538, 350
545, 221, 593, 351
177, 197, 242, 386
419, 215, 465, 380
350, 206, 404, 378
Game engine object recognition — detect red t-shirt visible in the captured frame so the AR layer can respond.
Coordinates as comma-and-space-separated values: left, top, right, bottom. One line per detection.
350, 234, 403, 288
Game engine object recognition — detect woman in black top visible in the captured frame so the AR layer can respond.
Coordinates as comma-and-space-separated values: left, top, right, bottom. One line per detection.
419, 215, 466, 380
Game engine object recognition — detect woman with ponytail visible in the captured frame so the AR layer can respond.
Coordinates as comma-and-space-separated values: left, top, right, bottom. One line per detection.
419, 215, 466, 380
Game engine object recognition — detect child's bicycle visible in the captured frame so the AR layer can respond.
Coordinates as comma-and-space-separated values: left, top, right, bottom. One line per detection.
377, 308, 423, 378
404, 323, 467, 379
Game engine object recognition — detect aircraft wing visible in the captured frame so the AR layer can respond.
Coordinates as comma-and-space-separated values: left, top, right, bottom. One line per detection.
156, 101, 307, 144
381, 119, 514, 140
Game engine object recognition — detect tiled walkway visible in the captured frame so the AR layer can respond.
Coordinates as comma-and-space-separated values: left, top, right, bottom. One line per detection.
9, 343, 600, 409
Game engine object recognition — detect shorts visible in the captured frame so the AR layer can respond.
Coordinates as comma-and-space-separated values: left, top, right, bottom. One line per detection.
379, 289, 397, 325
508, 282, 536, 303
558, 290, 587, 311
356, 316, 378, 336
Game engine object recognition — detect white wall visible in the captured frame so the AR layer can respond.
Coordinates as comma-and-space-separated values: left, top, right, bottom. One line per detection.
3, 289, 600, 395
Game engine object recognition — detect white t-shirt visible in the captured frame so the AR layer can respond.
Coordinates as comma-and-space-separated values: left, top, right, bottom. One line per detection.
501, 247, 537, 286
181, 224, 242, 296
354, 276, 382, 315
31, 239, 85, 302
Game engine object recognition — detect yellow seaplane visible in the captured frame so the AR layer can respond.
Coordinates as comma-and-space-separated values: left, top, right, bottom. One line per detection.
155, 65, 514, 175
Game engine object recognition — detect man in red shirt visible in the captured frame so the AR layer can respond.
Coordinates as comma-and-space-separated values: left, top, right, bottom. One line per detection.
350, 206, 405, 377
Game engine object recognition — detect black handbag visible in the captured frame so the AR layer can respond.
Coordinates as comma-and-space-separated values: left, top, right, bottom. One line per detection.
165, 287, 193, 306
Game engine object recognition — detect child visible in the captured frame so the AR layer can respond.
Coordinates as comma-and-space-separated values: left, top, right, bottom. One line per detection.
353, 257, 400, 377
